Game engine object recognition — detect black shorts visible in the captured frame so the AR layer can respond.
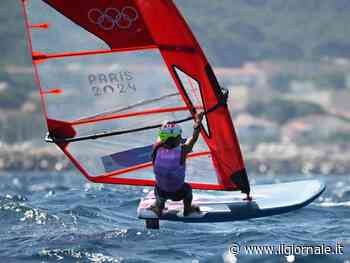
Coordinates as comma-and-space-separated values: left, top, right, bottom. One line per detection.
155, 183, 192, 202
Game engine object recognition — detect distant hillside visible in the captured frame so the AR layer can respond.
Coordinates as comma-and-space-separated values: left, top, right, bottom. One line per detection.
0, 1, 29, 67
176, 0, 350, 66
1, 1, 350, 67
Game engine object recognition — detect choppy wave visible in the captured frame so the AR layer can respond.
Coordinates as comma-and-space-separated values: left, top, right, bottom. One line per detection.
38, 248, 123, 262
0, 172, 349, 262
318, 201, 350, 207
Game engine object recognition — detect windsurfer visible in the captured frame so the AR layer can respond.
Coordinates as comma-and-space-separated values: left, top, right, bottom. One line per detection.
149, 111, 204, 216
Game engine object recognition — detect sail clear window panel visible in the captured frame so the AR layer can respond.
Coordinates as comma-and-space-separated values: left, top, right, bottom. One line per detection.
67, 122, 210, 177
67, 129, 157, 177
27, 1, 109, 53
36, 50, 184, 122
173, 67, 210, 136
183, 155, 217, 185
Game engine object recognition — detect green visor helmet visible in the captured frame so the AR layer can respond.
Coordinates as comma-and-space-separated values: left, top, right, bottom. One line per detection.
159, 122, 182, 142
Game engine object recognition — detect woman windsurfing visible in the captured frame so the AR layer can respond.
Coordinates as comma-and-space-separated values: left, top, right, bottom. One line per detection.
150, 111, 204, 216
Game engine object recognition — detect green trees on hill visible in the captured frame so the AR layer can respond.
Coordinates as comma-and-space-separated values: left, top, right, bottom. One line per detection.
0, 71, 35, 109
1, 1, 350, 66
246, 98, 325, 124
0, 1, 29, 67
176, 0, 350, 66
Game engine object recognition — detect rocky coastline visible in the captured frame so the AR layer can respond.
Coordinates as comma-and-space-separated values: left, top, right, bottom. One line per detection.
1, 142, 349, 176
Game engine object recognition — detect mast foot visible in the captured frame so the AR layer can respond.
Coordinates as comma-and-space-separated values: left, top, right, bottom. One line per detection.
243, 194, 253, 202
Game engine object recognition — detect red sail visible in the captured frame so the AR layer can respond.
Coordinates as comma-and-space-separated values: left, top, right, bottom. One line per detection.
21, 0, 249, 193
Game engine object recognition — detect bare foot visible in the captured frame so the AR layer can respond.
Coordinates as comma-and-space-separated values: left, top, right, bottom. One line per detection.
183, 205, 200, 216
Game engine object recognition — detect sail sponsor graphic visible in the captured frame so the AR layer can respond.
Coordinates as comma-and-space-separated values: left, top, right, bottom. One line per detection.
88, 71, 136, 96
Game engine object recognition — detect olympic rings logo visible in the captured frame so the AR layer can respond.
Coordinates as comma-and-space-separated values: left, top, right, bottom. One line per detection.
88, 7, 139, 31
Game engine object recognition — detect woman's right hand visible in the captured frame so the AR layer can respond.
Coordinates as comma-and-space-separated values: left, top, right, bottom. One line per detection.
195, 111, 204, 123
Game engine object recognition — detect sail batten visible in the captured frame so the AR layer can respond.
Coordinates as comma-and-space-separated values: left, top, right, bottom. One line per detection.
71, 106, 192, 126
32, 45, 159, 62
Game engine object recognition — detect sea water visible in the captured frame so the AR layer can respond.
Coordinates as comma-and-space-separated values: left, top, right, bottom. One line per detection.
0, 171, 349, 263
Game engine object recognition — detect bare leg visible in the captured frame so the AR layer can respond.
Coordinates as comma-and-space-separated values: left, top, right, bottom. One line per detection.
149, 186, 165, 216
182, 183, 200, 216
